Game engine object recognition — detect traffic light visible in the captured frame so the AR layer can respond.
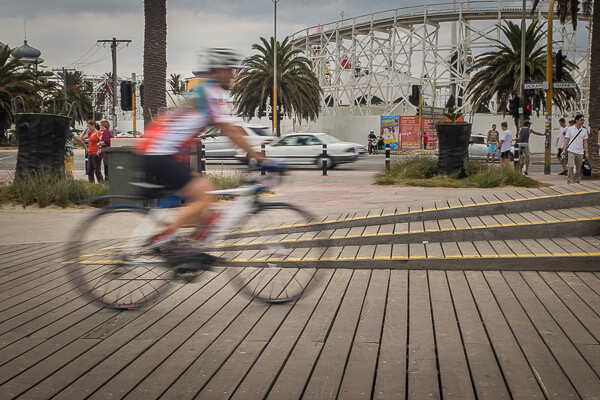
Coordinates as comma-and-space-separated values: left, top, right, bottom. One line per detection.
268, 107, 282, 122
556, 49, 566, 80
508, 96, 520, 118
533, 94, 542, 111
139, 83, 144, 107
120, 81, 133, 111
524, 103, 532, 119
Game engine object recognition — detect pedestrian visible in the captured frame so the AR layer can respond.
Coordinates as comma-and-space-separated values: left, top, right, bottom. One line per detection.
498, 122, 512, 166
486, 124, 499, 163
561, 114, 589, 184
99, 120, 113, 180
515, 120, 545, 175
368, 129, 377, 154
423, 132, 429, 149
377, 132, 384, 150
64, 129, 77, 179
76, 121, 103, 183
556, 117, 568, 175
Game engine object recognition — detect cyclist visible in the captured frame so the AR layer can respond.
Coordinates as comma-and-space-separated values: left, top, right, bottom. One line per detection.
514, 120, 545, 175
136, 48, 264, 247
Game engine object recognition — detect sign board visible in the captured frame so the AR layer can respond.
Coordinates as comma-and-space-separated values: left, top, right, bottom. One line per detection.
524, 82, 544, 89
465, 50, 473, 69
553, 82, 577, 89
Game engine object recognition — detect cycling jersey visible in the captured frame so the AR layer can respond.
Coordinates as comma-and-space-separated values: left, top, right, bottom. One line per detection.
136, 79, 233, 158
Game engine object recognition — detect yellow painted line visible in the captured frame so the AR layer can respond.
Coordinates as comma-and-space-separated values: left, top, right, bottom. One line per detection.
355, 257, 374, 260
376, 232, 394, 236
470, 225, 487, 229
445, 255, 463, 258
337, 257, 355, 261
374, 256, 391, 260
391, 256, 408, 260
381, 213, 396, 217
251, 258, 266, 261
410, 256, 427, 259
497, 254, 517, 258
427, 256, 443, 259
234, 258, 248, 262
425, 229, 440, 232
303, 257, 318, 261
485, 224, 502, 228
479, 254, 499, 258
516, 254, 535, 257
422, 208, 437, 212
321, 257, 338, 261
501, 223, 517, 226
286, 257, 302, 261
486, 201, 502, 205
346, 235, 361, 238
440, 228, 454, 231
588, 252, 600, 256
461, 255, 481, 258
100, 245, 125, 250
329, 236, 346, 239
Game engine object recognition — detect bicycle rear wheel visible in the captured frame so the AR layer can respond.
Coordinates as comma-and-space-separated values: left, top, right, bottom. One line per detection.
64, 206, 175, 310
221, 203, 324, 303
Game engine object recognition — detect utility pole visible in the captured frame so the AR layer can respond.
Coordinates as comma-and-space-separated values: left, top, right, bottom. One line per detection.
52, 67, 76, 112
272, 0, 280, 136
519, 0, 526, 124
544, 0, 555, 174
97, 37, 131, 131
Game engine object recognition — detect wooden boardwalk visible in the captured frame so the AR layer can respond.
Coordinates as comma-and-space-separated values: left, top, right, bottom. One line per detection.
1, 241, 600, 399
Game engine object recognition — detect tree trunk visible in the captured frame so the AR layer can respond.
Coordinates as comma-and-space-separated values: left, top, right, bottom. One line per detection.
143, 0, 167, 126
587, 2, 600, 177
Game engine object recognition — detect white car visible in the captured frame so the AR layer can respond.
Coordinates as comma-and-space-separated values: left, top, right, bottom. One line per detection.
201, 124, 275, 158
469, 133, 514, 161
236, 132, 366, 168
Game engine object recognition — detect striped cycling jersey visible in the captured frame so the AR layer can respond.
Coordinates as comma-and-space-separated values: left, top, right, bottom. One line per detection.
136, 79, 233, 156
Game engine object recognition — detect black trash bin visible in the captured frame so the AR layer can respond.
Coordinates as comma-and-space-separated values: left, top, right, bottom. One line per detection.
14, 113, 71, 177
103, 146, 144, 206
436, 122, 472, 175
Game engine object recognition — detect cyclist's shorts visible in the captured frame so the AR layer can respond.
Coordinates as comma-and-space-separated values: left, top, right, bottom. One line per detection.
500, 150, 511, 159
142, 155, 192, 190
518, 143, 530, 156
487, 143, 497, 154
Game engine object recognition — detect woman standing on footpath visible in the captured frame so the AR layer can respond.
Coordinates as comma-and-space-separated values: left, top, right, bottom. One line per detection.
99, 120, 113, 180
76, 121, 104, 183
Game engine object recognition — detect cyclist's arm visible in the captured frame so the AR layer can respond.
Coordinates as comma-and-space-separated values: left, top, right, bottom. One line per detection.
219, 124, 264, 161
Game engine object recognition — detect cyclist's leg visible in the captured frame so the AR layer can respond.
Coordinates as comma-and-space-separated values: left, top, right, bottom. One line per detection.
164, 176, 216, 233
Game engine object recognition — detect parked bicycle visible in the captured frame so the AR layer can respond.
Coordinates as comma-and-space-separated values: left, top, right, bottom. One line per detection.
63, 162, 326, 310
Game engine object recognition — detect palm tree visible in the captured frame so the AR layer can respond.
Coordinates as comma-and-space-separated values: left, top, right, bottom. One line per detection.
0, 48, 37, 131
143, 0, 167, 125
232, 36, 322, 136
168, 73, 184, 95
466, 20, 579, 128
56, 70, 93, 126
531, 0, 598, 173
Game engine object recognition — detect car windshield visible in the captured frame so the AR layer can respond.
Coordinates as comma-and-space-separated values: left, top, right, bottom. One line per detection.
470, 136, 485, 145
321, 135, 341, 144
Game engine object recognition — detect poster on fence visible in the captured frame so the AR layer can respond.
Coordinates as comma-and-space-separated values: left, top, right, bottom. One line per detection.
400, 116, 420, 149
380, 115, 399, 149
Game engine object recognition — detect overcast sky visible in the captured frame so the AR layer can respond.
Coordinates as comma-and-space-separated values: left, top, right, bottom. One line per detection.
1, 0, 429, 79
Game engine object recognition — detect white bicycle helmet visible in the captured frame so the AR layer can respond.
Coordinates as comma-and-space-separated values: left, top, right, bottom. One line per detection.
194, 48, 243, 75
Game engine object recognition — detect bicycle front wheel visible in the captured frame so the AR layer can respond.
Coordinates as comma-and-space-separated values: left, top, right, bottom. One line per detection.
222, 203, 322, 304
64, 206, 175, 310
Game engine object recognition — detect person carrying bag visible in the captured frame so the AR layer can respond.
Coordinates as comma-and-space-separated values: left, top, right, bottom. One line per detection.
560, 114, 590, 184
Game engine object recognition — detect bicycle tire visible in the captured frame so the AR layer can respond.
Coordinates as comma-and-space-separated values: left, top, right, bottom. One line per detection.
221, 203, 323, 304
63, 206, 176, 310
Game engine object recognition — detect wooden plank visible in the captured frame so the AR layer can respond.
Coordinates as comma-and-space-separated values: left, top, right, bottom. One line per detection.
378, 224, 394, 235
521, 271, 600, 376
301, 270, 372, 400
557, 272, 600, 314
465, 216, 485, 229
464, 271, 545, 399
424, 219, 439, 232
534, 238, 568, 256
484, 271, 578, 398
489, 240, 516, 257
391, 244, 408, 260
428, 271, 475, 399
472, 241, 497, 258
373, 270, 408, 400
363, 225, 379, 236
437, 219, 454, 231
331, 228, 351, 239
503, 240, 534, 257
501, 271, 600, 398
374, 244, 392, 260
394, 222, 409, 234
441, 242, 461, 258
576, 272, 600, 296
451, 218, 470, 230
230, 270, 337, 400
407, 270, 440, 399
425, 242, 444, 259
302, 247, 327, 261
409, 243, 426, 259
356, 245, 376, 260
478, 215, 500, 227
520, 239, 552, 256
337, 270, 390, 399
408, 221, 424, 233
446, 271, 509, 399
491, 214, 516, 227
518, 212, 544, 224
82, 269, 260, 400
4, 272, 221, 398
265, 269, 353, 400
457, 242, 479, 258
347, 226, 365, 238
505, 212, 530, 225
339, 246, 360, 260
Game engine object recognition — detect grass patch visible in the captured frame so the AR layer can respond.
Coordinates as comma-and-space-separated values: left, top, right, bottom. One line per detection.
0, 171, 109, 208
374, 156, 542, 188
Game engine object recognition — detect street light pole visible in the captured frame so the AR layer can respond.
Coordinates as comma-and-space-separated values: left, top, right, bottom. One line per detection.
544, 0, 555, 174
272, 0, 280, 137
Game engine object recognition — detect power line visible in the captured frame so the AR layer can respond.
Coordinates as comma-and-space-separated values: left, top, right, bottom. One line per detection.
96, 37, 131, 130
65, 42, 98, 68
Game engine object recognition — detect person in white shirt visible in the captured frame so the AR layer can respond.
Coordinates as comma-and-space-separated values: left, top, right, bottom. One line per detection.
561, 114, 589, 184
498, 122, 512, 166
555, 118, 568, 175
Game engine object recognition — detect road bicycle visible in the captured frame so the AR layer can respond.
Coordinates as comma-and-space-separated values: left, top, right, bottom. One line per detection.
63, 163, 326, 310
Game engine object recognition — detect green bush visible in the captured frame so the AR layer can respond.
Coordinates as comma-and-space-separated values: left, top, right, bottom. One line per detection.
0, 172, 109, 208
375, 157, 542, 188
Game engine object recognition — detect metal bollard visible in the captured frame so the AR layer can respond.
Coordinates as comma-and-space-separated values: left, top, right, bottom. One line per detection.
385, 144, 391, 172
200, 143, 206, 176
513, 142, 520, 171
322, 144, 328, 176
261, 144, 266, 176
